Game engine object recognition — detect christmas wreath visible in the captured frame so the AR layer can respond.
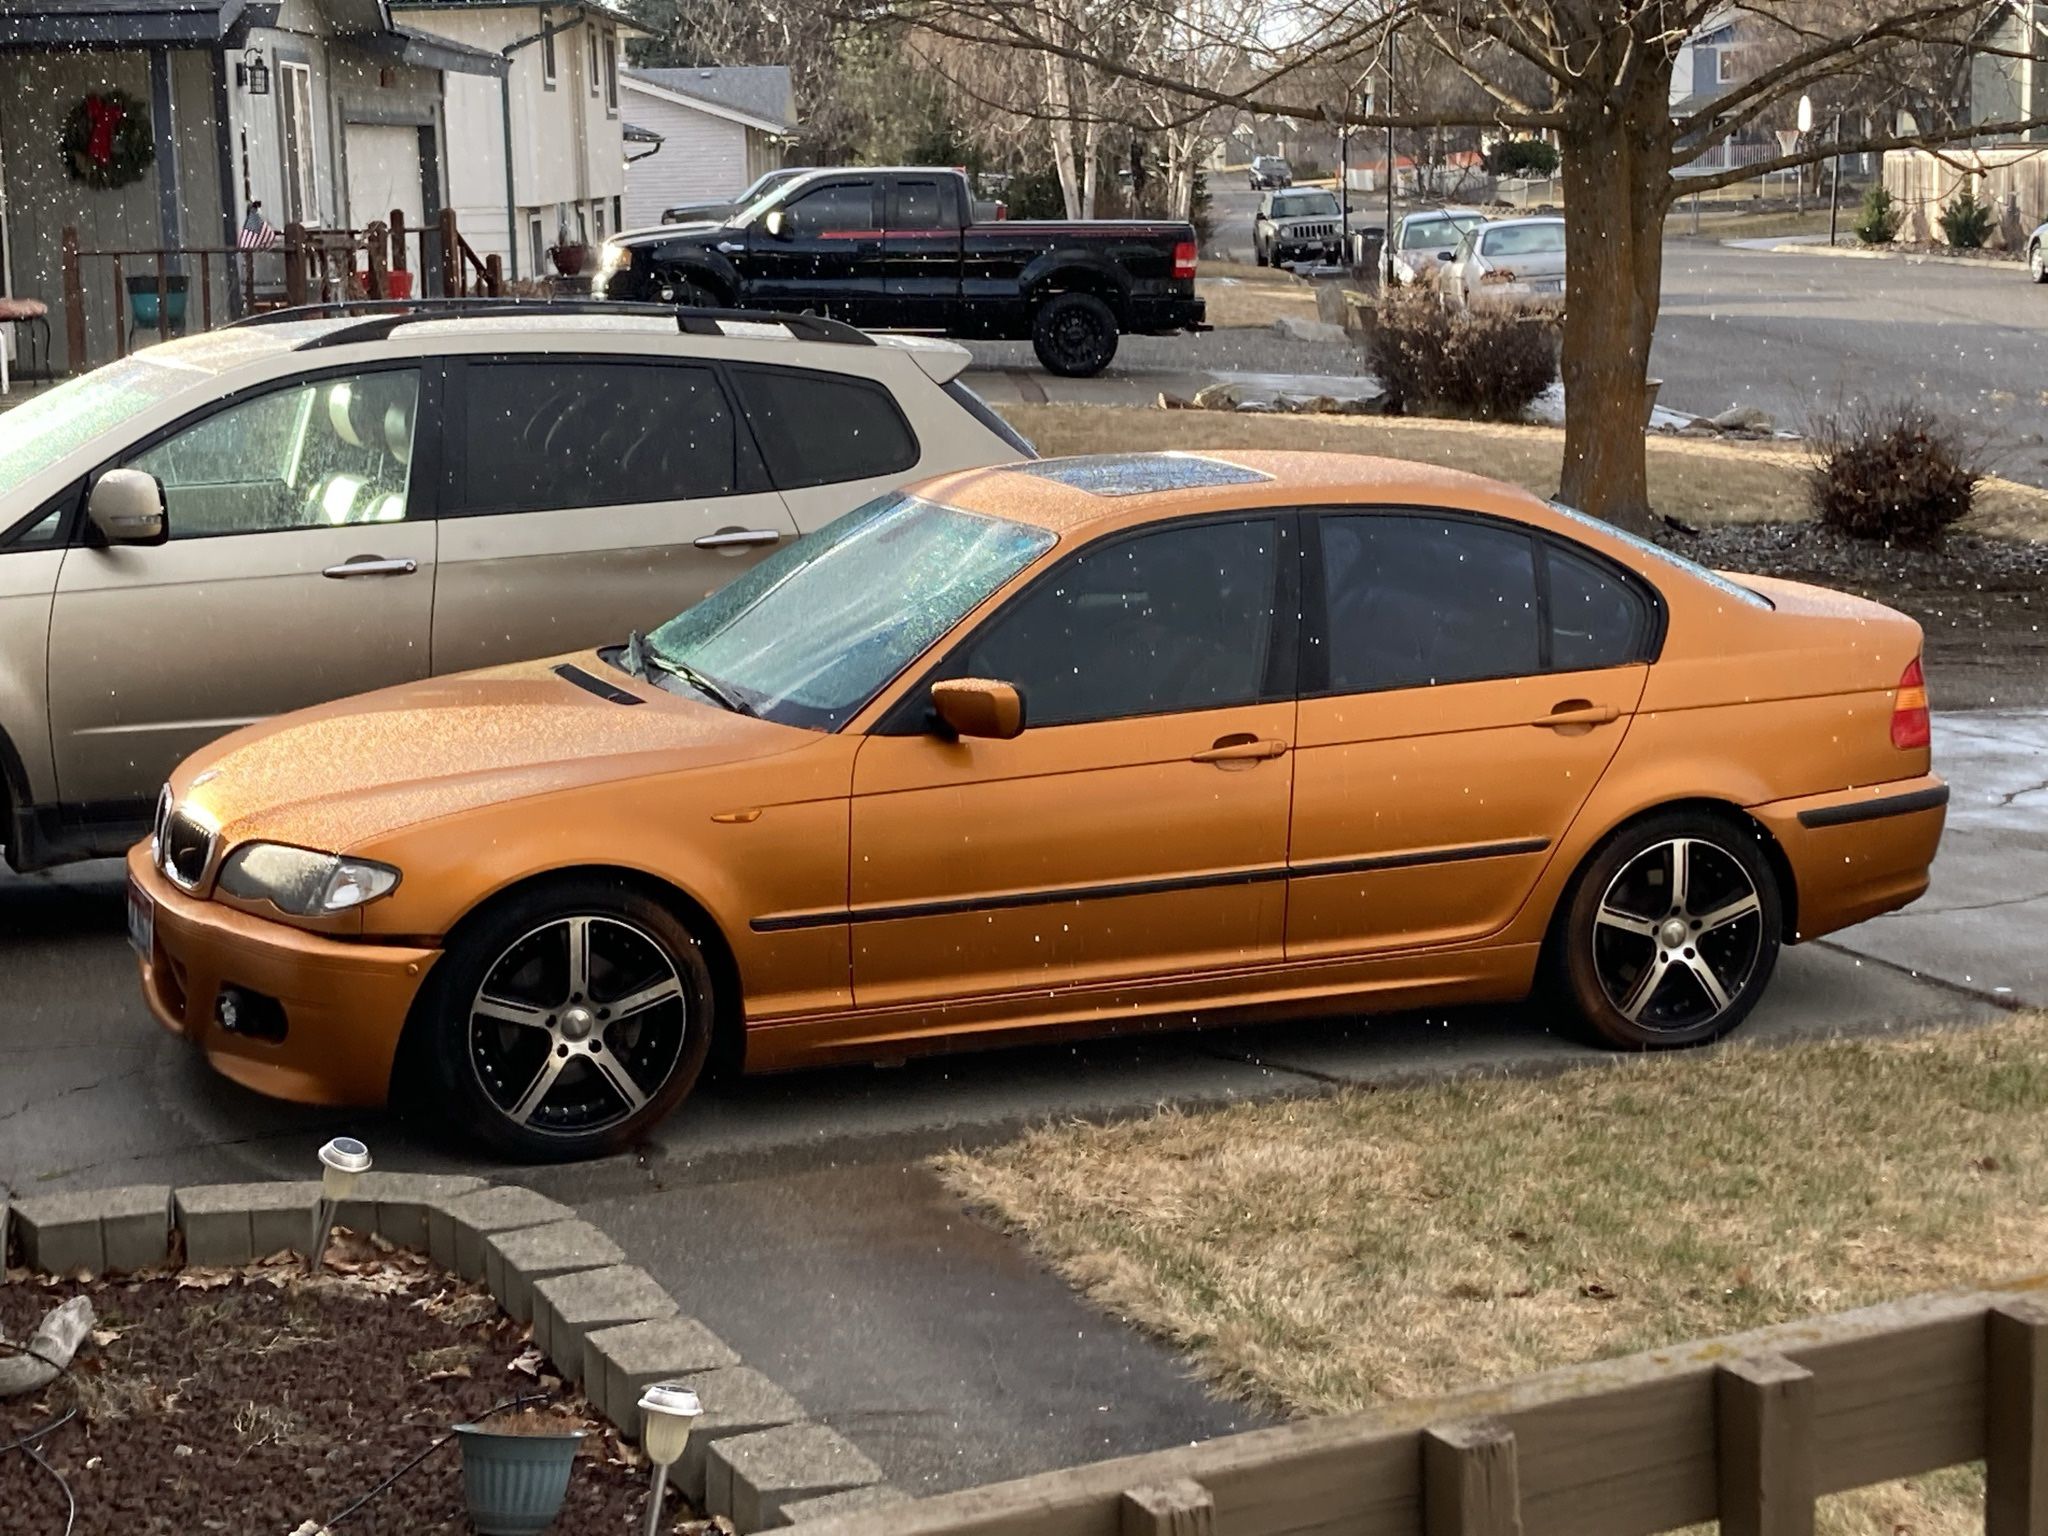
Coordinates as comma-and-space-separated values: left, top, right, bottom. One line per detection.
61, 89, 155, 191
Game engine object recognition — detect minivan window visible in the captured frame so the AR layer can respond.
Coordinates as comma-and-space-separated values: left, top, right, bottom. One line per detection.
458, 360, 736, 514
730, 367, 918, 489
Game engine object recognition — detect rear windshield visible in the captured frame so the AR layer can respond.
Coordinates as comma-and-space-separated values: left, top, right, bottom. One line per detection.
1400, 214, 1483, 249
1481, 223, 1566, 257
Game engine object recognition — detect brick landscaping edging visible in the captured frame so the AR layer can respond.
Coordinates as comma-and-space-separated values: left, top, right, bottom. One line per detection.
0, 1181, 904, 1531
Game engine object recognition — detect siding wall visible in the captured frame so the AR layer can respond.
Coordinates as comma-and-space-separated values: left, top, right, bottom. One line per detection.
620, 87, 752, 228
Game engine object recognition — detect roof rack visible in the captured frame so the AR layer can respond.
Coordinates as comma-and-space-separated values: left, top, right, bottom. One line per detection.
226, 297, 875, 350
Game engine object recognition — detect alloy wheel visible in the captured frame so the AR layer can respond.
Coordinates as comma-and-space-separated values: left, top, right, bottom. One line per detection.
1589, 837, 1764, 1034
467, 914, 688, 1136
2033, 243, 2045, 281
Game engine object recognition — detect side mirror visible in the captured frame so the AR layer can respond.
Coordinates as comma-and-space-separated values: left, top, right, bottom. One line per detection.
930, 678, 1024, 741
763, 209, 789, 240
1436, 249, 1455, 262
87, 468, 168, 547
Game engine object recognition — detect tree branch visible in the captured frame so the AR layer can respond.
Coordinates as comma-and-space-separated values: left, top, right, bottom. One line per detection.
1669, 114, 2048, 197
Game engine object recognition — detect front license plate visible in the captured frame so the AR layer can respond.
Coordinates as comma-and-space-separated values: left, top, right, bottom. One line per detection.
127, 879, 154, 959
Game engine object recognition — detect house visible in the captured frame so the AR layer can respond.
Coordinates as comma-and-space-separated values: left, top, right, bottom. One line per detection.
1972, 2, 2048, 143
388, 0, 648, 279
617, 66, 795, 230
1669, 7, 1777, 175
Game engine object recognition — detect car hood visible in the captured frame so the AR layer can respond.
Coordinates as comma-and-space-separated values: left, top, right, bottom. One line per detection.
171, 652, 808, 854
616, 220, 723, 248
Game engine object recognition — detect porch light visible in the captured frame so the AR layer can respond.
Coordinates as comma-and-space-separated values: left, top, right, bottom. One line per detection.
308, 1135, 372, 1273
637, 1384, 702, 1536
238, 49, 271, 96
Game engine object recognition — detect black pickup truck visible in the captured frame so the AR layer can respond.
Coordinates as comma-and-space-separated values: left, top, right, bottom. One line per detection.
595, 166, 1206, 376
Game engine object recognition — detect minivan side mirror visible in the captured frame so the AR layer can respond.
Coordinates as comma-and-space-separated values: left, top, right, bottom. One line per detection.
763, 209, 789, 240
1436, 249, 1456, 262
87, 468, 168, 547
931, 678, 1024, 740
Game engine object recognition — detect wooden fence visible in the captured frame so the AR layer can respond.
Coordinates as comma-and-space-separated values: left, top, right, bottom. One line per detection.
789, 1285, 2048, 1536
1884, 145, 2048, 239
59, 207, 504, 372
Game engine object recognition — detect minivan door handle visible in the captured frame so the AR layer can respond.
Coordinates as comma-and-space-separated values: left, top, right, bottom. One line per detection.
694, 527, 785, 551
322, 556, 418, 579
1530, 701, 1620, 730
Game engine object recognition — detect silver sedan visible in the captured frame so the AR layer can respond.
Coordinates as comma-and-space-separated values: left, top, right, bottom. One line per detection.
1439, 216, 1567, 310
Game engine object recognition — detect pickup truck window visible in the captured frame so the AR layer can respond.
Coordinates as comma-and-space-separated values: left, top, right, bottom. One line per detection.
891, 179, 948, 230
459, 360, 738, 514
785, 181, 879, 236
731, 366, 918, 490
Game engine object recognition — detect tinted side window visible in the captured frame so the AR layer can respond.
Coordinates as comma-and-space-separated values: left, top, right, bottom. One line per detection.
946, 518, 1281, 728
1319, 514, 1540, 691
730, 367, 917, 490
889, 180, 946, 230
458, 361, 735, 514
1546, 542, 1651, 670
785, 181, 876, 236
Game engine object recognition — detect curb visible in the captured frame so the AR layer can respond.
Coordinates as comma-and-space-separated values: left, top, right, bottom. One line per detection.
0, 1179, 896, 1531
1738, 239, 2025, 269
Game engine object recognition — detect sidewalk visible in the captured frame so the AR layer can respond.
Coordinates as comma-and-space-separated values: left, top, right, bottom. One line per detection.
1723, 234, 2026, 269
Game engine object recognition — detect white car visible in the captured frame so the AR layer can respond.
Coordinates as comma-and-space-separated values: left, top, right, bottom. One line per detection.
1382, 207, 1488, 288
2029, 221, 2048, 281
1440, 216, 1567, 310
0, 301, 1032, 870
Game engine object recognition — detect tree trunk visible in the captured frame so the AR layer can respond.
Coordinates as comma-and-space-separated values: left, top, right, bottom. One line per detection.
1044, 48, 1083, 218
1556, 91, 1673, 533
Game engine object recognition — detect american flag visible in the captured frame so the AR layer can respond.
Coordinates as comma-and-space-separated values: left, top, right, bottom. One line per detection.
238, 202, 279, 251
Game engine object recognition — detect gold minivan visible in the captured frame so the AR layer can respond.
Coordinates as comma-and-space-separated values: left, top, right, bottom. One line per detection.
0, 305, 1029, 870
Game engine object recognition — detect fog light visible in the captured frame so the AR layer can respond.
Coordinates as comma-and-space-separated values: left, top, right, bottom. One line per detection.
214, 985, 287, 1041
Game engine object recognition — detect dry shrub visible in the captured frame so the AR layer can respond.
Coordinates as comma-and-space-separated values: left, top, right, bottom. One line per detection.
1809, 401, 1982, 550
1368, 288, 1558, 420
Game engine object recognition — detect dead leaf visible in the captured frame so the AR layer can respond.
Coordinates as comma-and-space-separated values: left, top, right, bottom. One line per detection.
90, 1327, 124, 1348
1579, 1281, 1618, 1301
1975, 1155, 2003, 1173
176, 1269, 235, 1292
85, 1456, 102, 1471
508, 1346, 545, 1377
427, 1364, 473, 1382
173, 1444, 195, 1457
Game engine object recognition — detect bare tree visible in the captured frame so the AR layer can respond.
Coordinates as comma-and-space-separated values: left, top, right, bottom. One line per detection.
880, 0, 2048, 528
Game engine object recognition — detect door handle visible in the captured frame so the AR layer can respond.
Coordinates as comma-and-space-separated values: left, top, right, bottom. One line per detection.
716, 241, 746, 254
693, 528, 785, 550
321, 556, 418, 579
1530, 701, 1620, 729
1192, 735, 1288, 764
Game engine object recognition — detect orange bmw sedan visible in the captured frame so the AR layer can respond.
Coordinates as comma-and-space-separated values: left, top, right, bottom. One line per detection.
128, 451, 1947, 1158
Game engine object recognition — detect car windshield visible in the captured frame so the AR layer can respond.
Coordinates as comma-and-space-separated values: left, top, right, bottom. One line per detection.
0, 354, 201, 503
1401, 213, 1484, 249
734, 169, 814, 223
1273, 191, 1339, 217
644, 492, 1056, 730
1481, 222, 1566, 257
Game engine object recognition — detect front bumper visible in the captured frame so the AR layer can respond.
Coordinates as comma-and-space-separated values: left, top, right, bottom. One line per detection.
1749, 774, 1948, 941
128, 844, 438, 1107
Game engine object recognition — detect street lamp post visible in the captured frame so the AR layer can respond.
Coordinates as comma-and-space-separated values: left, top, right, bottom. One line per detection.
1796, 95, 1814, 215
1829, 109, 1844, 246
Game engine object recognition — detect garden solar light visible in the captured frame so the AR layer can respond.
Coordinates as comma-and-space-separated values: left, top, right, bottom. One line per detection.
308, 1135, 372, 1273
637, 1383, 702, 1536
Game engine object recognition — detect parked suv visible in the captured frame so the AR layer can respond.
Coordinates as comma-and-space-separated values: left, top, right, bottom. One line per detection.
0, 302, 1032, 871
1247, 156, 1293, 190
1253, 187, 1345, 267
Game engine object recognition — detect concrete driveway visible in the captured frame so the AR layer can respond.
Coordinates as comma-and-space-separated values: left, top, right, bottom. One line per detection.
0, 712, 2037, 1495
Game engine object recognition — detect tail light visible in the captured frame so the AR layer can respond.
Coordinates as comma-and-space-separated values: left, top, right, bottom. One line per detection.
1172, 240, 1197, 279
1891, 657, 1930, 750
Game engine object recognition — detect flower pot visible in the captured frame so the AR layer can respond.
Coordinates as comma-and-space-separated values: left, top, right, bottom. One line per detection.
549, 243, 589, 277
385, 270, 415, 301
453, 1423, 584, 1536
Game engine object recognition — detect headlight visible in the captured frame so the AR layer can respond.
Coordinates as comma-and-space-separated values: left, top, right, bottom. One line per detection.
217, 842, 400, 916
596, 241, 631, 278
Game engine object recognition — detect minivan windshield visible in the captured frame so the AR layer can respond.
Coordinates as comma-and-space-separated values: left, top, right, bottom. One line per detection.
0, 355, 200, 503
643, 493, 1056, 730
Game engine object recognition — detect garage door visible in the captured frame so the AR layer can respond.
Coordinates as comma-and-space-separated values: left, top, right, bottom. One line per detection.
344, 124, 426, 231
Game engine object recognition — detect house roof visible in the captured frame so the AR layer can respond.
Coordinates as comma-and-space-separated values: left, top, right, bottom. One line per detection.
0, 0, 265, 46
388, 0, 649, 33
357, 21, 508, 75
624, 66, 796, 134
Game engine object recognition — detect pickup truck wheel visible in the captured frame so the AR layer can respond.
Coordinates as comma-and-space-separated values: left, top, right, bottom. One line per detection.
660, 275, 722, 310
1032, 292, 1119, 377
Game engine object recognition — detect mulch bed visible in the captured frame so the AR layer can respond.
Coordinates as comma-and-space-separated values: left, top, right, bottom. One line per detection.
1656, 522, 2048, 710
0, 1234, 690, 1536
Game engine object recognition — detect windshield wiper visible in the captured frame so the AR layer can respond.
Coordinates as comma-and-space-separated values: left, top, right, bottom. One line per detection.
622, 631, 756, 717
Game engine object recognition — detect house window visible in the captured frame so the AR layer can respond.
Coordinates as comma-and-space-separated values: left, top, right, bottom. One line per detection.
604, 34, 619, 113
613, 195, 622, 229
539, 9, 557, 87
529, 217, 545, 275
279, 62, 319, 226
588, 26, 600, 93
575, 205, 588, 245
1717, 48, 1740, 83
592, 203, 606, 240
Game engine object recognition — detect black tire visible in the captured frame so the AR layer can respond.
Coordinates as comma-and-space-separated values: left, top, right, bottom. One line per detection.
1031, 292, 1120, 377
2031, 241, 2048, 284
1551, 811, 1782, 1050
419, 876, 716, 1161
1253, 239, 1269, 267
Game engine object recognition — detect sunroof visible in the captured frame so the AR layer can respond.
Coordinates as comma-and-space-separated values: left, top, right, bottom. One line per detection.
1018, 453, 1272, 497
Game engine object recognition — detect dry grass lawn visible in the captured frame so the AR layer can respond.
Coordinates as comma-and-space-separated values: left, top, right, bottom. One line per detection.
1197, 270, 1320, 330
997, 403, 2048, 540
938, 1015, 2048, 1536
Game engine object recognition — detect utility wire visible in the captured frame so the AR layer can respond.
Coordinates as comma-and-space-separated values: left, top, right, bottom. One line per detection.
2, 1333, 80, 1536
322, 1391, 553, 1530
